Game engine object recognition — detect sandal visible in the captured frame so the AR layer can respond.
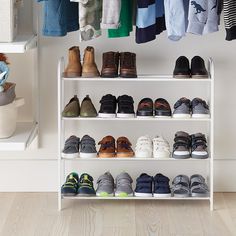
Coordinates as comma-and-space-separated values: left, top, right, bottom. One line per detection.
190, 174, 209, 197
172, 175, 190, 197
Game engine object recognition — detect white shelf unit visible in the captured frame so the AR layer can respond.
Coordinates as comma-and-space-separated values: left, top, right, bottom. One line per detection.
0, 34, 37, 53
58, 57, 214, 211
0, 4, 39, 153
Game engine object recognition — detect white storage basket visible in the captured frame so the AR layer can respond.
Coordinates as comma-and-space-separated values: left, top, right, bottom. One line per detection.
0, 0, 22, 42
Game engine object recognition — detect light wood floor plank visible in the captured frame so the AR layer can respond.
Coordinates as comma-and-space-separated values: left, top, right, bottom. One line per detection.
0, 193, 235, 236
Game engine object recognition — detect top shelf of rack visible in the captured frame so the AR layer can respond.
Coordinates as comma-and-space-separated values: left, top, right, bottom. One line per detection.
0, 34, 37, 53
62, 75, 211, 82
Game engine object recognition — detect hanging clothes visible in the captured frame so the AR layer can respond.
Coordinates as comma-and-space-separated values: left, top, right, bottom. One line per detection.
164, 0, 189, 41
187, 0, 220, 35
37, 0, 79, 36
101, 0, 121, 29
223, 0, 236, 40
72, 0, 102, 41
136, 0, 166, 44
108, 0, 133, 38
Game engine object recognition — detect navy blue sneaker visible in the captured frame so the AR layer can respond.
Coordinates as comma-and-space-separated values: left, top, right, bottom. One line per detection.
77, 173, 96, 196
153, 173, 171, 198
61, 172, 79, 196
134, 173, 153, 197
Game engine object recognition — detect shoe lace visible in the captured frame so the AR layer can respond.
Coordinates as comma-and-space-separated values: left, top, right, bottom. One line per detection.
118, 141, 130, 149
101, 141, 114, 149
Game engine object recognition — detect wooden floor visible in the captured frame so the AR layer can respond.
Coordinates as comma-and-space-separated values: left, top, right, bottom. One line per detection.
0, 193, 236, 236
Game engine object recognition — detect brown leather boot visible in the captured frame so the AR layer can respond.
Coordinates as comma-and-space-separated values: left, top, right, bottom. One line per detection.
82, 46, 100, 77
98, 136, 116, 158
120, 52, 137, 78
63, 46, 82, 78
116, 137, 134, 158
101, 52, 119, 78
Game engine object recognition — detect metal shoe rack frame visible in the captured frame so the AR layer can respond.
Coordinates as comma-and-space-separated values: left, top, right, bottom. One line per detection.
57, 57, 214, 211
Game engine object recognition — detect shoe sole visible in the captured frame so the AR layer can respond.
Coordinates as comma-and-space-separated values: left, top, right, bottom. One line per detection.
115, 192, 134, 197
191, 192, 209, 197
98, 153, 116, 158
172, 154, 191, 159
101, 74, 118, 78
79, 152, 97, 158
192, 114, 210, 118
63, 72, 81, 78
82, 72, 100, 78
191, 74, 208, 79
116, 152, 134, 158
62, 193, 77, 197
153, 193, 171, 198
135, 151, 152, 158
154, 115, 172, 118
98, 113, 116, 118
77, 193, 96, 197
96, 192, 114, 197
191, 154, 209, 159
173, 74, 191, 79
134, 192, 153, 197
61, 152, 79, 159
173, 193, 190, 198
117, 113, 135, 118
153, 154, 171, 159
120, 74, 137, 78
172, 114, 191, 118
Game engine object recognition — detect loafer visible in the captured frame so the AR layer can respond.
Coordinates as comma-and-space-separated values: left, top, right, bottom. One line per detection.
191, 56, 208, 78
173, 56, 191, 78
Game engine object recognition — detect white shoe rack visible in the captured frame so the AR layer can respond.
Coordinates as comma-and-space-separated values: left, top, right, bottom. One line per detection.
58, 57, 214, 211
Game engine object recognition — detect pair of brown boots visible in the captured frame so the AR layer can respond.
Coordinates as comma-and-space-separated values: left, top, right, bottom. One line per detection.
98, 136, 134, 158
63, 46, 100, 78
101, 51, 137, 78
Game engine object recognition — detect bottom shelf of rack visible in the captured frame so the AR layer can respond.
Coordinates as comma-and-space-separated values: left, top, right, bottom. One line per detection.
62, 196, 210, 200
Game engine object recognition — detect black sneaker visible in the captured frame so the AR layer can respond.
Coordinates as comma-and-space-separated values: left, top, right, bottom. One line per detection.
117, 95, 135, 118
154, 98, 171, 118
191, 56, 208, 78
153, 173, 171, 198
98, 94, 117, 118
77, 173, 96, 196
173, 56, 191, 78
61, 172, 79, 196
136, 98, 153, 117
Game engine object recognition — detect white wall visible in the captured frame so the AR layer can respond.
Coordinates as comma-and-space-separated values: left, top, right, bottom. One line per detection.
0, 2, 236, 191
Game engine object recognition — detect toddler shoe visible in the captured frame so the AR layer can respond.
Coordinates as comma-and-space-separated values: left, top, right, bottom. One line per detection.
191, 133, 208, 159
98, 94, 117, 118
98, 135, 116, 158
116, 137, 134, 158
134, 173, 153, 197
96, 172, 115, 197
62, 135, 80, 159
115, 172, 133, 197
191, 98, 210, 118
79, 135, 97, 158
173, 97, 191, 118
154, 98, 172, 118
61, 172, 79, 196
153, 136, 171, 159
77, 173, 96, 196
153, 173, 171, 197
173, 131, 191, 159
135, 136, 153, 158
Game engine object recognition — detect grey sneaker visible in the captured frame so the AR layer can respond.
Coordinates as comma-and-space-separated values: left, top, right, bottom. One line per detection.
62, 136, 80, 158
173, 131, 191, 159
191, 98, 210, 118
191, 133, 208, 159
115, 172, 133, 197
173, 97, 191, 118
80, 135, 97, 158
190, 174, 209, 197
96, 172, 114, 197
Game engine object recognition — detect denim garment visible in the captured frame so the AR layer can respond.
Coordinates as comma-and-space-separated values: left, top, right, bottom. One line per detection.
37, 0, 79, 36
164, 0, 189, 41
0, 62, 9, 92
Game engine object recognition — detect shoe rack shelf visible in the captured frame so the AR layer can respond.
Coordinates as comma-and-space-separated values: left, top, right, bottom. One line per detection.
0, 34, 37, 54
62, 196, 210, 200
0, 3, 39, 152
58, 57, 214, 211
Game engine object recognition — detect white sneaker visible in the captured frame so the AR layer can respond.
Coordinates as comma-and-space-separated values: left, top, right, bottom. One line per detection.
153, 136, 171, 159
135, 136, 153, 158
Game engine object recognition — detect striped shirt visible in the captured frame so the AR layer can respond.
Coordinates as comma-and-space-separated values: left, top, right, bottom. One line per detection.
136, 0, 166, 44
224, 0, 236, 40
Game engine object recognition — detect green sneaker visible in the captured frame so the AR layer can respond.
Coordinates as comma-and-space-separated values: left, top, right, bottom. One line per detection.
62, 95, 80, 117
77, 173, 96, 196
80, 95, 97, 117
61, 172, 79, 196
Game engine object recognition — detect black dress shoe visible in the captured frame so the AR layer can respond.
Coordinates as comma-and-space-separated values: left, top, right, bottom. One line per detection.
173, 56, 191, 78
191, 56, 208, 78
